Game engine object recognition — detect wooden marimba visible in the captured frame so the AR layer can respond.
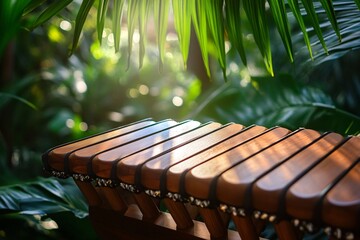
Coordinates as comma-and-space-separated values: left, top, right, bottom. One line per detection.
43, 119, 360, 240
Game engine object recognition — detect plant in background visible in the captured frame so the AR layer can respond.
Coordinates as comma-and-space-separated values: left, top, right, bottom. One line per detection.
0, 0, 360, 239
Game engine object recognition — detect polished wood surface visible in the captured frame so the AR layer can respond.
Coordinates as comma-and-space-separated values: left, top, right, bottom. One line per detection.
43, 119, 360, 240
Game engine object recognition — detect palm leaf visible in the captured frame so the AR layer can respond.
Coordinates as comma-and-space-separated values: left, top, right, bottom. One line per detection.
138, 0, 151, 68
191, 0, 211, 77
112, 0, 125, 52
206, 0, 226, 77
224, 0, 247, 66
243, 0, 274, 76
30, 0, 72, 29
19, 0, 360, 77
153, 0, 170, 70
319, 0, 341, 41
301, 0, 328, 54
268, 0, 293, 62
0, 178, 88, 218
296, 1, 360, 65
0, 92, 37, 110
172, 0, 193, 67
22, 0, 47, 16
97, 0, 109, 44
70, 0, 95, 54
192, 75, 360, 135
126, 0, 139, 65
287, 0, 314, 59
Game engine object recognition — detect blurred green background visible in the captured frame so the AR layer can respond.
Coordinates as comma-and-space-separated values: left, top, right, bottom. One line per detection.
0, 1, 359, 239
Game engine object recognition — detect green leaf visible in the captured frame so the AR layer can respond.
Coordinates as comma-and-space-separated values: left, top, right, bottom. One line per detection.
319, 0, 341, 41
126, 0, 139, 67
353, 0, 360, 10
0, 92, 37, 110
30, 0, 72, 29
268, 0, 293, 62
191, 0, 211, 77
0, 178, 88, 218
22, 0, 47, 16
206, 0, 226, 78
193, 75, 360, 135
70, 0, 95, 54
97, 0, 109, 44
138, 0, 152, 68
154, 0, 170, 70
224, 0, 247, 66
172, 0, 193, 67
287, 0, 313, 59
0, 0, 31, 55
112, 0, 125, 52
243, 0, 274, 76
301, 0, 328, 54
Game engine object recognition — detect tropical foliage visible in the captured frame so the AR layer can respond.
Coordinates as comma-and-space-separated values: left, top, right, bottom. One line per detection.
0, 0, 360, 239
16, 0, 360, 77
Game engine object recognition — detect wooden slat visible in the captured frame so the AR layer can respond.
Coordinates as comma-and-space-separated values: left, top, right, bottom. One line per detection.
185, 127, 291, 201
45, 119, 155, 171
252, 132, 344, 214
69, 120, 178, 174
215, 129, 320, 207
322, 160, 360, 230
117, 122, 222, 185
166, 125, 267, 194
286, 137, 360, 222
92, 120, 201, 178
140, 123, 245, 191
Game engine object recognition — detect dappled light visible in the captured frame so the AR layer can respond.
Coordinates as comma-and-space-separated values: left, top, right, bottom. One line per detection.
0, 0, 359, 239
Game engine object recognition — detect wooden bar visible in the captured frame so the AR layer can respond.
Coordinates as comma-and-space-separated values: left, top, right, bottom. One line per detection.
43, 119, 360, 240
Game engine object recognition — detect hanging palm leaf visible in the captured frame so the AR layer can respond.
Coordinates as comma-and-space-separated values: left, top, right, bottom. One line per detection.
153, 0, 170, 70
224, 0, 247, 66
243, 0, 274, 76
70, 0, 95, 54
112, 0, 125, 52
268, 0, 294, 62
206, 0, 226, 77
172, 0, 193, 67
97, 0, 109, 44
19, 0, 360, 77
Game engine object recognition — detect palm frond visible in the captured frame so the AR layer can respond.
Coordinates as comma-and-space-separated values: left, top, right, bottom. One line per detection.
192, 75, 360, 135
22, 0, 360, 77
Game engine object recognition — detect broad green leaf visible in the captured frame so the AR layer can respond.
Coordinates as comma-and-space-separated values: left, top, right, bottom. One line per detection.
30, 0, 72, 29
224, 0, 247, 66
97, 0, 109, 44
112, 0, 125, 52
191, 0, 211, 77
287, 0, 313, 59
127, 0, 139, 65
138, 0, 152, 68
193, 75, 360, 135
301, 0, 328, 54
172, 0, 192, 67
319, 0, 341, 41
154, 0, 170, 70
206, 0, 226, 78
0, 178, 88, 218
70, 0, 95, 54
243, 0, 273, 76
268, 0, 293, 62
